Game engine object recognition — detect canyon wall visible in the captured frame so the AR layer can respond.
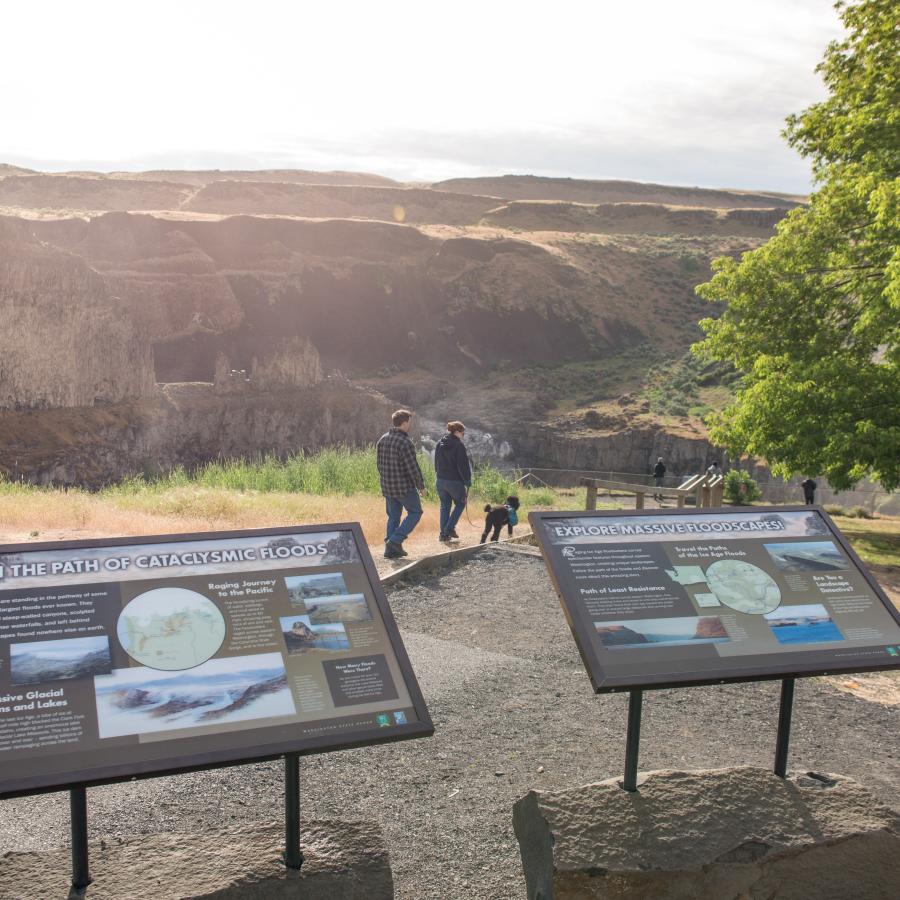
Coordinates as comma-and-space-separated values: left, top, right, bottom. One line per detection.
0, 217, 155, 409
512, 422, 719, 479
0, 168, 789, 486
0, 382, 393, 487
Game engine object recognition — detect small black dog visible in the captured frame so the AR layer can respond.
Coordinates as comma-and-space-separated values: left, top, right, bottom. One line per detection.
480, 495, 520, 543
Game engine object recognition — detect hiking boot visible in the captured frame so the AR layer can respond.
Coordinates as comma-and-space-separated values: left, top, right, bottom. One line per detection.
448, 528, 459, 539
438, 533, 451, 543
384, 540, 404, 559
398, 545, 409, 556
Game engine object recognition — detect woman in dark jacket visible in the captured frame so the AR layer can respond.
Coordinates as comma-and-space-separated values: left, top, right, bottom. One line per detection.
434, 421, 472, 542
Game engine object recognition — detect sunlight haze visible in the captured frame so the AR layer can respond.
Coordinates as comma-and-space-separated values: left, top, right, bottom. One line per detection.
3, 0, 844, 191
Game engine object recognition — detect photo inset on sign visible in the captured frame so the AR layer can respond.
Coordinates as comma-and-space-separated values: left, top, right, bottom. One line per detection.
280, 615, 350, 654
705, 559, 781, 615
117, 587, 226, 671
763, 604, 845, 645
763, 541, 849, 572
94, 652, 295, 738
284, 572, 349, 610
595, 616, 729, 649
10, 635, 112, 685
306, 593, 372, 625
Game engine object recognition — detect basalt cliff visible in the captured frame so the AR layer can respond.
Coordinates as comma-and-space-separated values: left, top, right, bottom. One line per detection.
0, 167, 801, 484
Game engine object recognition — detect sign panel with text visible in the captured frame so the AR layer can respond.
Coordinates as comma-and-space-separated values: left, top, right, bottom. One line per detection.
530, 507, 900, 693
0, 524, 432, 799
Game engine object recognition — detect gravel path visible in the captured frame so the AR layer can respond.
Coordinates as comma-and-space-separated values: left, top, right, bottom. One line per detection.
2, 548, 898, 899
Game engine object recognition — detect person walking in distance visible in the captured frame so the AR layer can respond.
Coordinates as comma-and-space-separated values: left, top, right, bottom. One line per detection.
652, 456, 666, 502
801, 477, 817, 505
376, 410, 426, 559
434, 421, 472, 542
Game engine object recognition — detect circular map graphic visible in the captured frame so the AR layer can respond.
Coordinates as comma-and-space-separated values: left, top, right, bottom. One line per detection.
705, 560, 781, 615
117, 588, 226, 671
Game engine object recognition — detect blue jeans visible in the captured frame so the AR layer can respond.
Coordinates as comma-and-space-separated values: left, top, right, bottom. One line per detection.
436, 478, 467, 535
385, 489, 423, 544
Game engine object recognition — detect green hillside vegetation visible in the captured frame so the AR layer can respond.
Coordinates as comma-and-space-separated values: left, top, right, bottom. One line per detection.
642, 353, 740, 418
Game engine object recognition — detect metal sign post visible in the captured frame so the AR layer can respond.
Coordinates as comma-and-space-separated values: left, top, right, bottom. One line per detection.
70, 786, 91, 894
774, 677, 796, 778
283, 752, 304, 870
622, 690, 643, 792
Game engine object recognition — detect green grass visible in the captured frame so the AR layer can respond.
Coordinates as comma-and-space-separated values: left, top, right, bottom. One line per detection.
827, 515, 900, 568
108, 447, 389, 497
101, 447, 558, 511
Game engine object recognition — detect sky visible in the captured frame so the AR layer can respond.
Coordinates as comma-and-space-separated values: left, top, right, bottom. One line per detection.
1, 1, 844, 192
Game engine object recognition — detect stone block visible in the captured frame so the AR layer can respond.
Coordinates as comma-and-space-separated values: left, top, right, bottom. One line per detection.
0, 819, 392, 899
513, 766, 900, 899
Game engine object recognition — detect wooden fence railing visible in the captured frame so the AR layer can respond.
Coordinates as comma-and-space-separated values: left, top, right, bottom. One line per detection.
582, 473, 724, 510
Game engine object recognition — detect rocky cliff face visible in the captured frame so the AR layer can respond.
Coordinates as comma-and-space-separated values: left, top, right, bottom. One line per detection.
595, 625, 648, 646
432, 175, 803, 208
695, 617, 727, 639
511, 421, 720, 478
0, 167, 789, 485
0, 174, 191, 212
483, 201, 789, 236
184, 181, 502, 225
26, 212, 659, 382
0, 381, 393, 487
0, 216, 155, 409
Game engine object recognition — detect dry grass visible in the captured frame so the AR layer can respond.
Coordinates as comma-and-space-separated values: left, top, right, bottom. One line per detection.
828, 671, 900, 706
0, 487, 398, 545
1, 484, 895, 586
0, 480, 604, 575
0, 486, 571, 561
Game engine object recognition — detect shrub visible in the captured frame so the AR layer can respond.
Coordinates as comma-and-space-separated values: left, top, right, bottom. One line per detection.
848, 505, 874, 519
723, 469, 761, 504
823, 504, 846, 516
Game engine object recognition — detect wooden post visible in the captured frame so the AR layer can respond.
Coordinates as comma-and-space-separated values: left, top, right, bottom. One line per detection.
635, 491, 644, 510
677, 493, 685, 508
701, 484, 711, 508
712, 481, 724, 507
585, 482, 598, 510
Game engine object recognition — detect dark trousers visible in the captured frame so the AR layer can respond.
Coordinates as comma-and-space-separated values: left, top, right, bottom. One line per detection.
385, 489, 423, 544
436, 478, 467, 536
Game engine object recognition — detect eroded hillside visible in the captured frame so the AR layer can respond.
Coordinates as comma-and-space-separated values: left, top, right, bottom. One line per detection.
0, 166, 791, 483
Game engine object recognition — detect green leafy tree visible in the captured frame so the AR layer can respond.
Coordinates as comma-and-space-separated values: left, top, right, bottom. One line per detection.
693, 0, 899, 490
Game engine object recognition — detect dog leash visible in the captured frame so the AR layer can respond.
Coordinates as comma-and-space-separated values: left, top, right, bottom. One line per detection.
463, 487, 478, 528
462, 447, 479, 528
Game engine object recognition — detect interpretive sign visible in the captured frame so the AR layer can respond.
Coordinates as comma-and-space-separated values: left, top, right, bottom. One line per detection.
530, 507, 900, 693
0, 524, 432, 799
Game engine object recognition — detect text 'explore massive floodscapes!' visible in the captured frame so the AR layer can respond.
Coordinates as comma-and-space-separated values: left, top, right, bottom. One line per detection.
0, 525, 432, 799
530, 507, 900, 693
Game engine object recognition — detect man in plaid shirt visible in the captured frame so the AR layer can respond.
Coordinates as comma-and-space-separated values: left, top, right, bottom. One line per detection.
376, 409, 426, 558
